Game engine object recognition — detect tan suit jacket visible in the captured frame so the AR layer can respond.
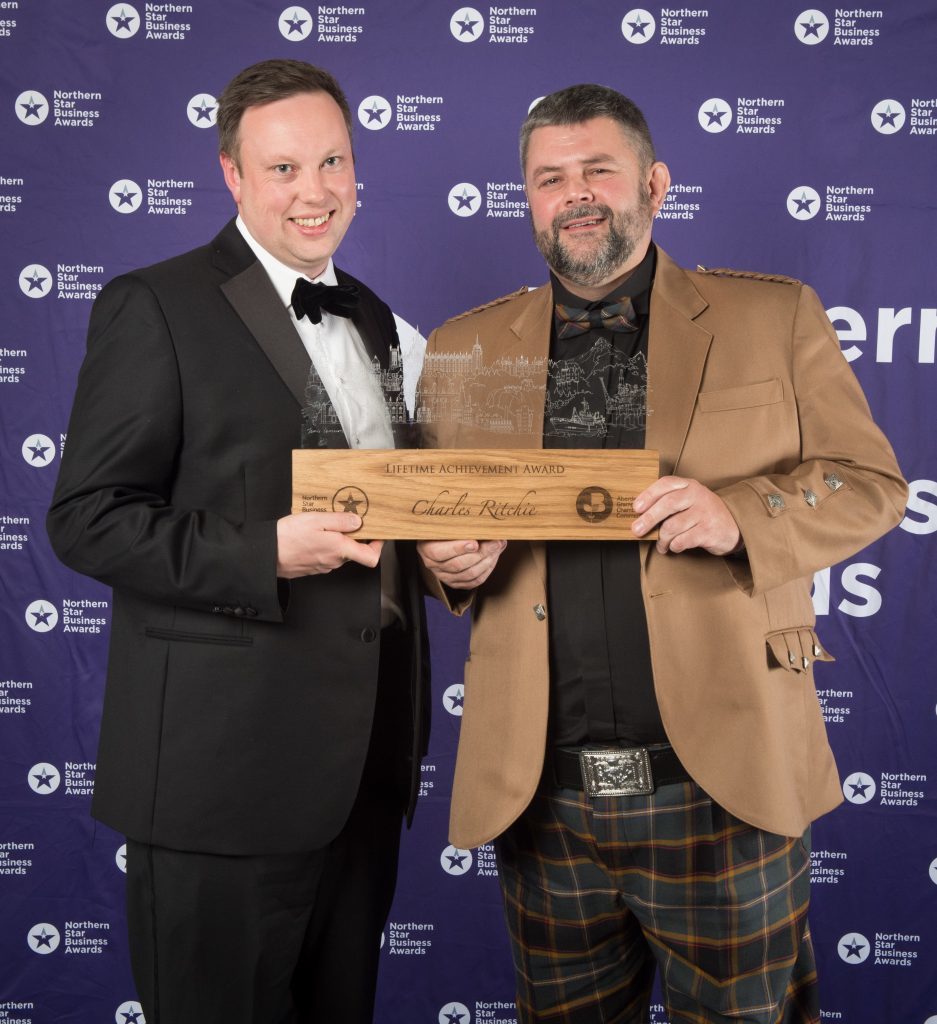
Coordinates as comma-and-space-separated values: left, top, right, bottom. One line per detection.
419, 247, 907, 848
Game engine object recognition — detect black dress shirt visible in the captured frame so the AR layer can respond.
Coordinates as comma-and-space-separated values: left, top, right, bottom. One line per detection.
545, 244, 667, 747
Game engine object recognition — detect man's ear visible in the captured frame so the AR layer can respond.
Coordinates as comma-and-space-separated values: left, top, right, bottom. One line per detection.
219, 152, 241, 205
648, 161, 671, 215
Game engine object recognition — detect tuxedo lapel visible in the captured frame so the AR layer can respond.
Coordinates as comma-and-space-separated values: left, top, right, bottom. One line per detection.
646, 248, 711, 477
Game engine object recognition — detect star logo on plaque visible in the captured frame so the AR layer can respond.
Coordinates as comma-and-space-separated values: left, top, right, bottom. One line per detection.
621, 9, 656, 44
21, 434, 56, 467
440, 845, 473, 875
786, 186, 821, 220
448, 182, 481, 217
109, 179, 143, 214
28, 923, 61, 954
332, 486, 369, 517
25, 600, 59, 633
439, 1003, 471, 1024
871, 99, 906, 135
28, 763, 61, 794
106, 4, 141, 38
19, 265, 53, 298
697, 98, 732, 133
443, 684, 465, 717
357, 95, 392, 131
187, 94, 217, 129
279, 6, 313, 40
15, 90, 50, 126
795, 9, 829, 44
450, 7, 484, 42
842, 771, 876, 804
116, 1001, 146, 1024
837, 932, 870, 964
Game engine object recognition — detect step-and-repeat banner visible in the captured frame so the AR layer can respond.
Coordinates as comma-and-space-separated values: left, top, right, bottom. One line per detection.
2, 3, 935, 1022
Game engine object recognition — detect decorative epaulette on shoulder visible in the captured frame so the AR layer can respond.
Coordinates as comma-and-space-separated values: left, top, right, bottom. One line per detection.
695, 265, 802, 286
443, 286, 529, 325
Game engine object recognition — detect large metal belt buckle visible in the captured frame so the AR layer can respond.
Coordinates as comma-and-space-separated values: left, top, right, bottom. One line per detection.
579, 747, 654, 797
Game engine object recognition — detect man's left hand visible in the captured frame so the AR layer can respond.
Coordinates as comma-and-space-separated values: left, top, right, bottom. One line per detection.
631, 476, 741, 556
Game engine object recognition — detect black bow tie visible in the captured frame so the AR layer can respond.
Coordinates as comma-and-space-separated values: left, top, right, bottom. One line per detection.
291, 278, 359, 325
554, 298, 638, 339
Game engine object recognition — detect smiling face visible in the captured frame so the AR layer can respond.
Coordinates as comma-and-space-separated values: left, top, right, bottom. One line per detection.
524, 116, 670, 300
220, 90, 356, 277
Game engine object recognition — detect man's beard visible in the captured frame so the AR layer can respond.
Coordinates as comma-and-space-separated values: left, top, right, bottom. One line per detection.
533, 199, 652, 287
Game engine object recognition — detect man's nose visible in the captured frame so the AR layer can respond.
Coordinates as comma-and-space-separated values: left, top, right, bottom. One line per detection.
565, 174, 595, 205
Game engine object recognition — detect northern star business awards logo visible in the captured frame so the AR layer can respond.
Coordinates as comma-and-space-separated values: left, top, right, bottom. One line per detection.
357, 95, 391, 131
27, 763, 60, 794
786, 186, 821, 220
450, 7, 484, 42
871, 99, 906, 134
15, 91, 49, 126
25, 600, 58, 632
279, 6, 313, 40
842, 771, 876, 804
440, 845, 473, 875
439, 1003, 471, 1024
107, 4, 141, 37
21, 435, 56, 467
448, 182, 482, 217
116, 1002, 146, 1024
794, 9, 828, 44
697, 98, 731, 133
109, 179, 143, 213
443, 683, 464, 716
837, 932, 871, 964
187, 94, 217, 128
621, 8, 655, 43
19, 265, 52, 298
28, 923, 61, 954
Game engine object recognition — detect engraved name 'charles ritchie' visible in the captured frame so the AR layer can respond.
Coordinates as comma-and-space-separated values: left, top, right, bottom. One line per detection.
412, 489, 538, 519
385, 462, 565, 475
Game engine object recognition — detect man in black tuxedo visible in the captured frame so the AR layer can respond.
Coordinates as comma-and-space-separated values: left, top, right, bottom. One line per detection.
46, 59, 428, 1024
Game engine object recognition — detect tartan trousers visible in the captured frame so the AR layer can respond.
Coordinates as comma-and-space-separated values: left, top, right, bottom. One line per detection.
494, 780, 818, 1024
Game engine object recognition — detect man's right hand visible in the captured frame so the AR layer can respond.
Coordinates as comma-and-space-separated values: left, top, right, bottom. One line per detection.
276, 512, 383, 578
417, 539, 507, 590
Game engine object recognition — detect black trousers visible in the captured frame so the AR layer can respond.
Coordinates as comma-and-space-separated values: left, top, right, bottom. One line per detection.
126, 626, 411, 1024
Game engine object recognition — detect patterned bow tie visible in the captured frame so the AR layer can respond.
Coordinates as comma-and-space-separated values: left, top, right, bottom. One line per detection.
554, 298, 638, 340
291, 278, 359, 325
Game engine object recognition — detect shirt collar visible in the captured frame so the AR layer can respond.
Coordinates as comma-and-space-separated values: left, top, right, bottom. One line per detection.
235, 215, 337, 311
551, 242, 656, 314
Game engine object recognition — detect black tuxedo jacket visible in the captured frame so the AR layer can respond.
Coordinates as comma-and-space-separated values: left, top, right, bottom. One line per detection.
47, 219, 429, 855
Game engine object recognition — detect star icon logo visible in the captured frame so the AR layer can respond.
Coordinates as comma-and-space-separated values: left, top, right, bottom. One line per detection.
25, 599, 59, 632
28, 923, 61, 953
443, 684, 465, 716
32, 606, 53, 626
449, 7, 484, 42
116, 843, 129, 874
794, 9, 829, 44
187, 94, 217, 129
21, 434, 57, 467
116, 1002, 146, 1024
438, 1003, 471, 1024
278, 6, 313, 40
697, 98, 732, 134
19, 264, 53, 298
357, 95, 392, 132
440, 844, 473, 875
786, 185, 821, 221
929, 857, 937, 886
27, 762, 61, 794
109, 178, 143, 214
621, 9, 656, 44
871, 99, 906, 135
842, 771, 876, 804
106, 4, 141, 38
447, 182, 482, 217
332, 486, 369, 518
14, 90, 50, 126
837, 931, 871, 964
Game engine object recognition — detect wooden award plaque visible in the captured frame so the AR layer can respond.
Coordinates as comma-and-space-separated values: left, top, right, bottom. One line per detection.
291, 448, 659, 540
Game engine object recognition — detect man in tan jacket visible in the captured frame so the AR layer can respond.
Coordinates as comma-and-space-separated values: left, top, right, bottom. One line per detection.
416, 84, 906, 1024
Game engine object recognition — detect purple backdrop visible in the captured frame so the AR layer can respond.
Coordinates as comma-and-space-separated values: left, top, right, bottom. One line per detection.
2, 3, 935, 1022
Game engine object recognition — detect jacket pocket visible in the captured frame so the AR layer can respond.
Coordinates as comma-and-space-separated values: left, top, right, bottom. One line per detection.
697, 378, 783, 413
144, 626, 253, 647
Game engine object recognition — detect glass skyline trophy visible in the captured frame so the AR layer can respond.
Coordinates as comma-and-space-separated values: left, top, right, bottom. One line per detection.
292, 335, 659, 539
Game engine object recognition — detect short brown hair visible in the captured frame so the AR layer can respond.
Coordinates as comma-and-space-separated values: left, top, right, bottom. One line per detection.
520, 84, 656, 174
217, 59, 353, 166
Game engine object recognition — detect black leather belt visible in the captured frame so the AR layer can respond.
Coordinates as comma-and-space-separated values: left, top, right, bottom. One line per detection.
552, 743, 688, 797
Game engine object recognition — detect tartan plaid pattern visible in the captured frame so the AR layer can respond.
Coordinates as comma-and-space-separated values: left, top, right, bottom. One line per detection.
554, 299, 639, 339
494, 781, 818, 1024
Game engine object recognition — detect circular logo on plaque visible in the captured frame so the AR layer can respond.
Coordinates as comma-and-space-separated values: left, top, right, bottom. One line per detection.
332, 486, 369, 517
576, 486, 612, 523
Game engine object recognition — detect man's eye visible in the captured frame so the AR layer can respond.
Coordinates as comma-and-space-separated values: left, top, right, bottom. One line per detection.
323, 156, 341, 167
274, 164, 293, 174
